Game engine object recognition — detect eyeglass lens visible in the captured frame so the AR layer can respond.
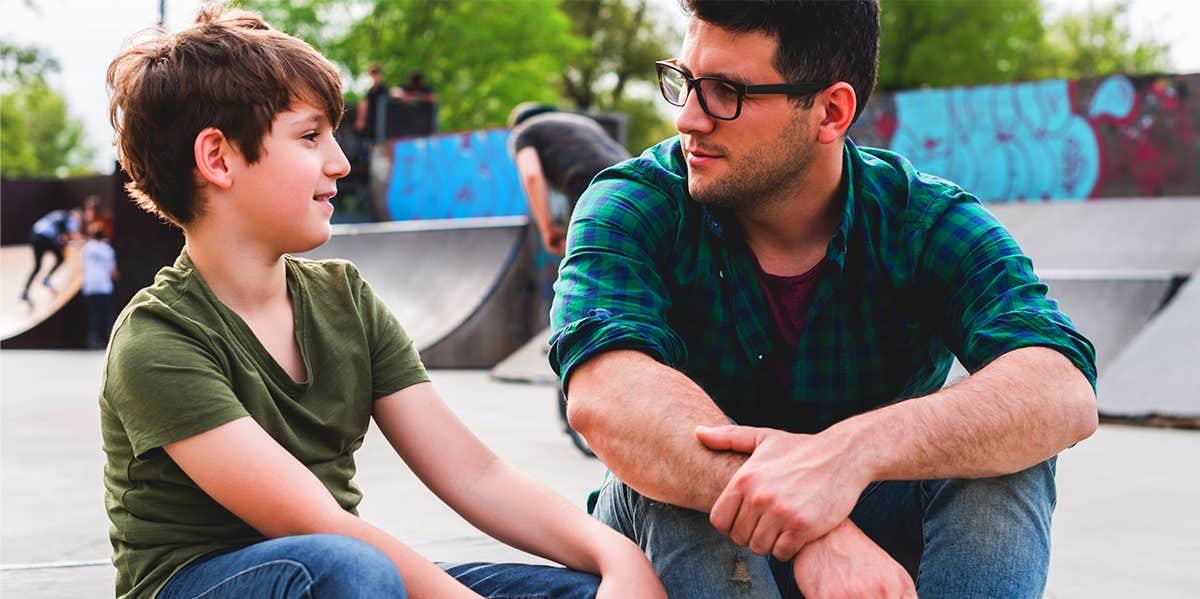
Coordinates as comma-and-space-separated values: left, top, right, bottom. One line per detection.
660, 67, 740, 119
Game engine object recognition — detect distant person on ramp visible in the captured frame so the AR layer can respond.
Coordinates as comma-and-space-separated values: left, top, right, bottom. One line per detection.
101, 7, 665, 599
20, 208, 82, 302
508, 104, 631, 256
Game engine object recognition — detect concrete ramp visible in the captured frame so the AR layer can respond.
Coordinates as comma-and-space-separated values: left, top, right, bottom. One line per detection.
0, 244, 82, 341
302, 217, 541, 368
1041, 271, 1181, 371
988, 197, 1200, 275
1098, 273, 1200, 420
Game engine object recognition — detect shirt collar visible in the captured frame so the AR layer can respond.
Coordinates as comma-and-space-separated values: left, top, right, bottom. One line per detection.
699, 138, 860, 272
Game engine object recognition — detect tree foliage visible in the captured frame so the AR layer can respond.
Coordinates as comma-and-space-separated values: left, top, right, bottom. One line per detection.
239, 0, 678, 152
243, 0, 584, 132
1, 42, 94, 178
878, 0, 1169, 92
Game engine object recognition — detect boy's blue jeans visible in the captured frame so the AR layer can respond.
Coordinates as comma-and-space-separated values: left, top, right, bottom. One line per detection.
594, 458, 1057, 599
158, 533, 600, 598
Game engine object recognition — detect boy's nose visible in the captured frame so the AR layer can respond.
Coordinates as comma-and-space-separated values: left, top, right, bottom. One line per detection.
327, 143, 351, 179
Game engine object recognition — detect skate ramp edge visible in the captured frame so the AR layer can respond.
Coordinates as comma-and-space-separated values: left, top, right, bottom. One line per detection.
1097, 271, 1200, 424
301, 216, 538, 368
0, 244, 83, 342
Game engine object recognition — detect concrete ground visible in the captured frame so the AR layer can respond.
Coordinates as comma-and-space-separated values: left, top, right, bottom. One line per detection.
1, 350, 1197, 598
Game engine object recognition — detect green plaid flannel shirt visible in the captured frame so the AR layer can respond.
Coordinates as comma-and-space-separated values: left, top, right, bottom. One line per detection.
550, 137, 1096, 434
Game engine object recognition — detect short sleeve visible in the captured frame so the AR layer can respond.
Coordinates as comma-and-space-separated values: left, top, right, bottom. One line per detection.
549, 162, 688, 390
103, 310, 248, 458
918, 197, 1098, 388
352, 269, 430, 398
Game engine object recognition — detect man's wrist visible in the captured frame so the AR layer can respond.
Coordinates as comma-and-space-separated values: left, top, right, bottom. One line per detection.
822, 414, 884, 486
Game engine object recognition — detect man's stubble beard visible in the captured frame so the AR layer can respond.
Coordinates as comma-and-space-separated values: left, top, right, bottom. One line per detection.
687, 111, 814, 212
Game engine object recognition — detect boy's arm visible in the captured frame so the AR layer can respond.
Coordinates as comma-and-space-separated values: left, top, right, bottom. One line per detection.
163, 416, 482, 599
373, 382, 666, 598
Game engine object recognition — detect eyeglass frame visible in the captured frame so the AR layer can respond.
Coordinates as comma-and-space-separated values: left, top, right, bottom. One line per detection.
655, 59, 830, 121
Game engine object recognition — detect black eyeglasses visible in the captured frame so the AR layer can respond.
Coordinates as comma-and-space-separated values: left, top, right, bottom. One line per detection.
655, 60, 829, 121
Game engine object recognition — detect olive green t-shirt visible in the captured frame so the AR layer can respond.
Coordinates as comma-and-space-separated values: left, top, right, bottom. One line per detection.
100, 250, 429, 598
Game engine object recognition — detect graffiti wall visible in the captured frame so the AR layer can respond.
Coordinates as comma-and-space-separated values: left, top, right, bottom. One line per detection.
849, 73, 1200, 202
375, 129, 525, 220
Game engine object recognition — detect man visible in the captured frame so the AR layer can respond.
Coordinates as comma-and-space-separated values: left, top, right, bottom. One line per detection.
508, 104, 630, 255
354, 65, 389, 141
549, 1, 1098, 598
396, 70, 438, 105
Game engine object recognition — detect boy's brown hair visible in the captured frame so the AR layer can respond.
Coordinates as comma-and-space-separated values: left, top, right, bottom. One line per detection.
107, 5, 344, 227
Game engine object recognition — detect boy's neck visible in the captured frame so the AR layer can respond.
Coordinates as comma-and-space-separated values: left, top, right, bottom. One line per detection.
184, 227, 289, 313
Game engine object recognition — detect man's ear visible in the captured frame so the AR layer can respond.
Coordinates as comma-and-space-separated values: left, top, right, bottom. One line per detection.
816, 82, 857, 144
193, 127, 235, 189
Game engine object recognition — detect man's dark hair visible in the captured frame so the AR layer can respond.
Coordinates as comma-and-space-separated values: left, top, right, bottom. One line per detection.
680, 0, 879, 122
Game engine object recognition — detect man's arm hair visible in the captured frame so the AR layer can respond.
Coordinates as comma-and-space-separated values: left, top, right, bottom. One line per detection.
567, 349, 746, 511
834, 346, 1096, 483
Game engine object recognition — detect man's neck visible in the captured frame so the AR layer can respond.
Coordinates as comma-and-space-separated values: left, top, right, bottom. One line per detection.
736, 146, 845, 276
184, 224, 289, 314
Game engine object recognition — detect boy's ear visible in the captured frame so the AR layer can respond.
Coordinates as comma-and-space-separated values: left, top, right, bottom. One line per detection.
193, 127, 235, 189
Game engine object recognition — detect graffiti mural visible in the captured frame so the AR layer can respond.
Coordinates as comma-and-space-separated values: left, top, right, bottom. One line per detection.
850, 73, 1200, 202
378, 129, 525, 220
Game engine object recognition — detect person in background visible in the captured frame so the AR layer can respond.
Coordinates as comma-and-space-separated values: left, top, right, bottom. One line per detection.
396, 70, 437, 105
81, 223, 119, 349
354, 64, 389, 141
508, 104, 630, 256
20, 207, 82, 302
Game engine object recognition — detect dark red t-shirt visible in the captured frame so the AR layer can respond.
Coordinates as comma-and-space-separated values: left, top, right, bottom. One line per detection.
754, 257, 825, 390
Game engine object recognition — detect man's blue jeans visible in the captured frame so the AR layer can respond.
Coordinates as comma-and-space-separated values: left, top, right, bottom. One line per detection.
593, 458, 1057, 599
157, 534, 600, 598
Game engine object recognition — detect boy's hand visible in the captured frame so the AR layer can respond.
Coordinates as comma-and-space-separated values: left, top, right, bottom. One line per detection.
696, 424, 870, 560
791, 521, 916, 599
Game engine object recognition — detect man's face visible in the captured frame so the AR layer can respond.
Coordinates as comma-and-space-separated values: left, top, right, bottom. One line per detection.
674, 19, 816, 211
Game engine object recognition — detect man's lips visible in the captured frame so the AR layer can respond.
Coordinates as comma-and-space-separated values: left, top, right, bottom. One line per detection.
313, 191, 337, 201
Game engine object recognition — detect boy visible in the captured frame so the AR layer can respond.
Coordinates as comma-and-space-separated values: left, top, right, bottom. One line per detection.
81, 223, 119, 348
102, 7, 665, 599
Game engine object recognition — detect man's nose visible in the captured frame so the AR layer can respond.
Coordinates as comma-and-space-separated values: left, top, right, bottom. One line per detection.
674, 85, 715, 135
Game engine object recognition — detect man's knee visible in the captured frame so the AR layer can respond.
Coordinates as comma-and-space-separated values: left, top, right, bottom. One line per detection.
919, 459, 1056, 597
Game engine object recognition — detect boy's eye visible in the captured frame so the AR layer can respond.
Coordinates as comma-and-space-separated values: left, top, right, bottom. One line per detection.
302, 132, 319, 142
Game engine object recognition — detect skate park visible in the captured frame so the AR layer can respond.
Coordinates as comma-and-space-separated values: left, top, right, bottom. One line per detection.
3, 54, 1199, 599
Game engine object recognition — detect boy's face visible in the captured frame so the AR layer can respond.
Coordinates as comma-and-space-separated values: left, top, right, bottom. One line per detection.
227, 101, 350, 254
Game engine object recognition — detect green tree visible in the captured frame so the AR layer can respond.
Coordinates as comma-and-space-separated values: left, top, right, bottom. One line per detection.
243, 0, 584, 132
559, 0, 679, 153
1, 42, 94, 178
1044, 1, 1169, 78
878, 0, 1169, 92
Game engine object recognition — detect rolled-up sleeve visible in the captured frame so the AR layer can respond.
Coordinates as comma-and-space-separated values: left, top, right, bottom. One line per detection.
918, 195, 1098, 389
549, 164, 688, 391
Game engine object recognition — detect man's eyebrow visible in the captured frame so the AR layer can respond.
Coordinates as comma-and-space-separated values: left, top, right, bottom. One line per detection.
674, 60, 749, 84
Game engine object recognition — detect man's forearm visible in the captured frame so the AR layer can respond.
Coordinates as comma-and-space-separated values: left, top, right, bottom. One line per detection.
833, 347, 1097, 483
567, 350, 744, 511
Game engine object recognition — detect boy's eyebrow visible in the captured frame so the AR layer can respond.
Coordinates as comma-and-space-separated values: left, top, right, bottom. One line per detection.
284, 109, 329, 128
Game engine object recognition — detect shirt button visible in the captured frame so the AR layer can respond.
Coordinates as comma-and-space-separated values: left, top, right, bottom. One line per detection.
757, 354, 764, 361
718, 269, 725, 279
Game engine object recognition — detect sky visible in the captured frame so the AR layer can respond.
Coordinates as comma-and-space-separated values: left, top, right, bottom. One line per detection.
4, 0, 1199, 174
